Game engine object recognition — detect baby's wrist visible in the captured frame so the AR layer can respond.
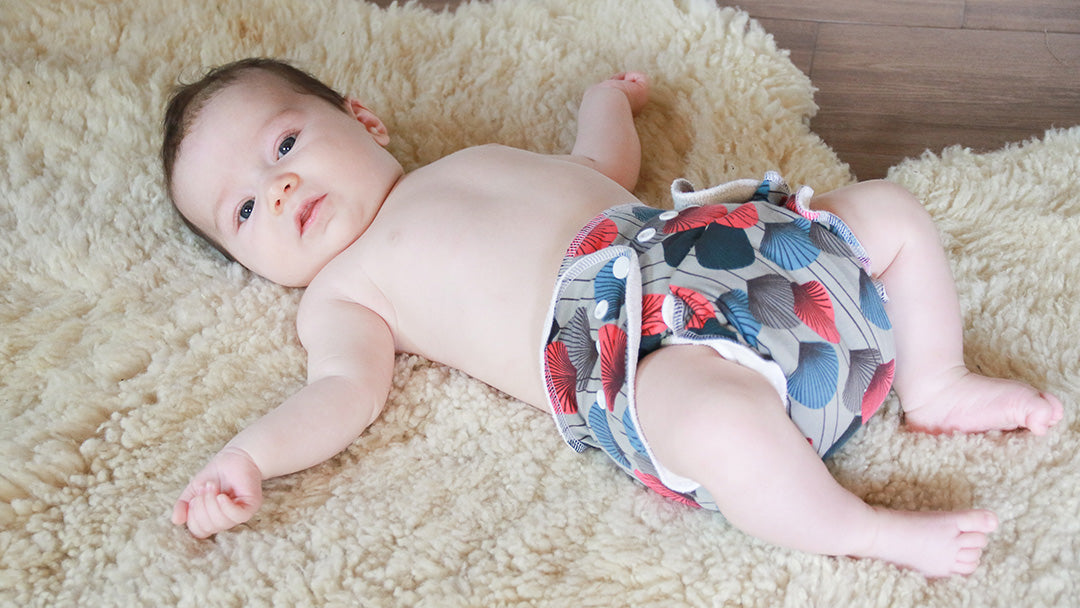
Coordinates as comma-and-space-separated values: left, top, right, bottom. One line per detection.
219, 444, 265, 479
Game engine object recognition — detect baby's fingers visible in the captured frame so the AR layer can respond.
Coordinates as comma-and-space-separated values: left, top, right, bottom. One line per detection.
171, 499, 189, 526
185, 494, 232, 538
170, 479, 207, 526
215, 493, 257, 525
183, 494, 216, 538
185, 492, 255, 538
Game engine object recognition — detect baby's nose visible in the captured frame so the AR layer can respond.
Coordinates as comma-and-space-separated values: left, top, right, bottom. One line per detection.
269, 174, 299, 216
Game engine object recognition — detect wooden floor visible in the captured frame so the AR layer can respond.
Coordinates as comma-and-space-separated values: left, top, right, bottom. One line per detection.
378, 0, 1080, 179
736, 0, 1080, 178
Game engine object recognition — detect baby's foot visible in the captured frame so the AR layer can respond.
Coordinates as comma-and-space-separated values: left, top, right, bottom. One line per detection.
902, 367, 1064, 435
596, 72, 649, 115
857, 508, 998, 577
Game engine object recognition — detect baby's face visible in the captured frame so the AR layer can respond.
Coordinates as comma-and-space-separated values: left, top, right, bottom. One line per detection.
171, 71, 403, 287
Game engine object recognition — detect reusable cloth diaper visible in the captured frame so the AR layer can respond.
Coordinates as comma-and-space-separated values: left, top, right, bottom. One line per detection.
541, 173, 895, 509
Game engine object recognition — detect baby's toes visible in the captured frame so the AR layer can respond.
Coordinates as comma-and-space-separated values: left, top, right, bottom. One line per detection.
1027, 393, 1064, 434
958, 510, 998, 534
1044, 392, 1065, 424
956, 547, 983, 563
954, 535, 988, 574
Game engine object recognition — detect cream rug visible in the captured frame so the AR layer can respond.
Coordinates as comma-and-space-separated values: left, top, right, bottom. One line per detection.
2, 1, 1077, 606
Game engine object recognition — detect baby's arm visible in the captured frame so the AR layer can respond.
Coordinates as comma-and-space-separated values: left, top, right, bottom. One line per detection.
567, 72, 649, 192
171, 297, 395, 538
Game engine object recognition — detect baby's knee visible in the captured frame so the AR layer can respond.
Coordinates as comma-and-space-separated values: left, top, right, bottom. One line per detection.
813, 180, 935, 265
868, 180, 927, 219
818, 179, 923, 219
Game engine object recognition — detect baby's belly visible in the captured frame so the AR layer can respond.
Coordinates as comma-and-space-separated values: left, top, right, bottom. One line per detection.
454, 305, 551, 408
390, 249, 568, 410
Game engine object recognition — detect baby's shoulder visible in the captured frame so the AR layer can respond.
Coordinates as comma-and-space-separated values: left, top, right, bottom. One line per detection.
294, 276, 397, 360
299, 257, 394, 331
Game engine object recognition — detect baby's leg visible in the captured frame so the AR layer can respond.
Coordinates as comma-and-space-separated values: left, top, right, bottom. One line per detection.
635, 344, 997, 577
811, 181, 1063, 435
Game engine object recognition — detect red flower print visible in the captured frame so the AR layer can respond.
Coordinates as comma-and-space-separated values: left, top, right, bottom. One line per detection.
598, 324, 627, 411
714, 202, 759, 229
670, 285, 717, 331
861, 359, 895, 421
633, 470, 701, 509
641, 293, 668, 336
570, 218, 618, 257
544, 341, 578, 414
791, 280, 839, 343
663, 205, 730, 233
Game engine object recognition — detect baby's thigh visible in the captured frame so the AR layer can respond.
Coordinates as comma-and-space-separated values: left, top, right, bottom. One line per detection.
634, 344, 790, 477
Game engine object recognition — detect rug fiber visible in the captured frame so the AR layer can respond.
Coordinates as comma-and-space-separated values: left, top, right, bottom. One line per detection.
2, 1, 1077, 606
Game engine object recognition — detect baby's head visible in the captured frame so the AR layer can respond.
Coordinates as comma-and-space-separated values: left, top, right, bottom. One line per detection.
162, 58, 402, 287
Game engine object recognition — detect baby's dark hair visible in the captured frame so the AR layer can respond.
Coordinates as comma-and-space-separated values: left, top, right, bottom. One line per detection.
160, 58, 349, 259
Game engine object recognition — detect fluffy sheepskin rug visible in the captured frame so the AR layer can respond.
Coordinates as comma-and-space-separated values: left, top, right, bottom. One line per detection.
2, 1, 1077, 605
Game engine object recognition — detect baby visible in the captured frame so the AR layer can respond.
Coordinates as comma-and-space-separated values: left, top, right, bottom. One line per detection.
163, 58, 1063, 577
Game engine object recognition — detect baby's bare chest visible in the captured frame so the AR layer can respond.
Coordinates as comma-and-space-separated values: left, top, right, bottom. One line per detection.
333, 148, 641, 402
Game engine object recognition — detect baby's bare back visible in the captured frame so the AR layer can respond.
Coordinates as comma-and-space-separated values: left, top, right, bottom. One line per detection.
310, 145, 640, 408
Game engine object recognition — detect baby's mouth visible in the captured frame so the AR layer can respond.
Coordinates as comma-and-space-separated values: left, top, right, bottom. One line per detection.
297, 195, 325, 235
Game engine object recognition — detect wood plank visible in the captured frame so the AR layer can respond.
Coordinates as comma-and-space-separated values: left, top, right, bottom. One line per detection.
809, 23, 1080, 178
964, 0, 1080, 34
719, 0, 964, 28
755, 17, 818, 75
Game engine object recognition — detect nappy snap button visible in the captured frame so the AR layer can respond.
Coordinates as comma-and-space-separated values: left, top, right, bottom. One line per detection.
612, 255, 631, 279
594, 300, 609, 320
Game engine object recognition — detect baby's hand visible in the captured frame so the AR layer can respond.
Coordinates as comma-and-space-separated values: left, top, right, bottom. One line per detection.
593, 72, 649, 115
171, 446, 263, 538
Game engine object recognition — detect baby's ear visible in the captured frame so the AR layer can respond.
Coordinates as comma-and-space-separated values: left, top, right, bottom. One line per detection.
345, 98, 390, 146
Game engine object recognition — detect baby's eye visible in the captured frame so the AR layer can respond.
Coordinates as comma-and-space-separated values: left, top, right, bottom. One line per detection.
277, 135, 296, 159
238, 199, 255, 223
